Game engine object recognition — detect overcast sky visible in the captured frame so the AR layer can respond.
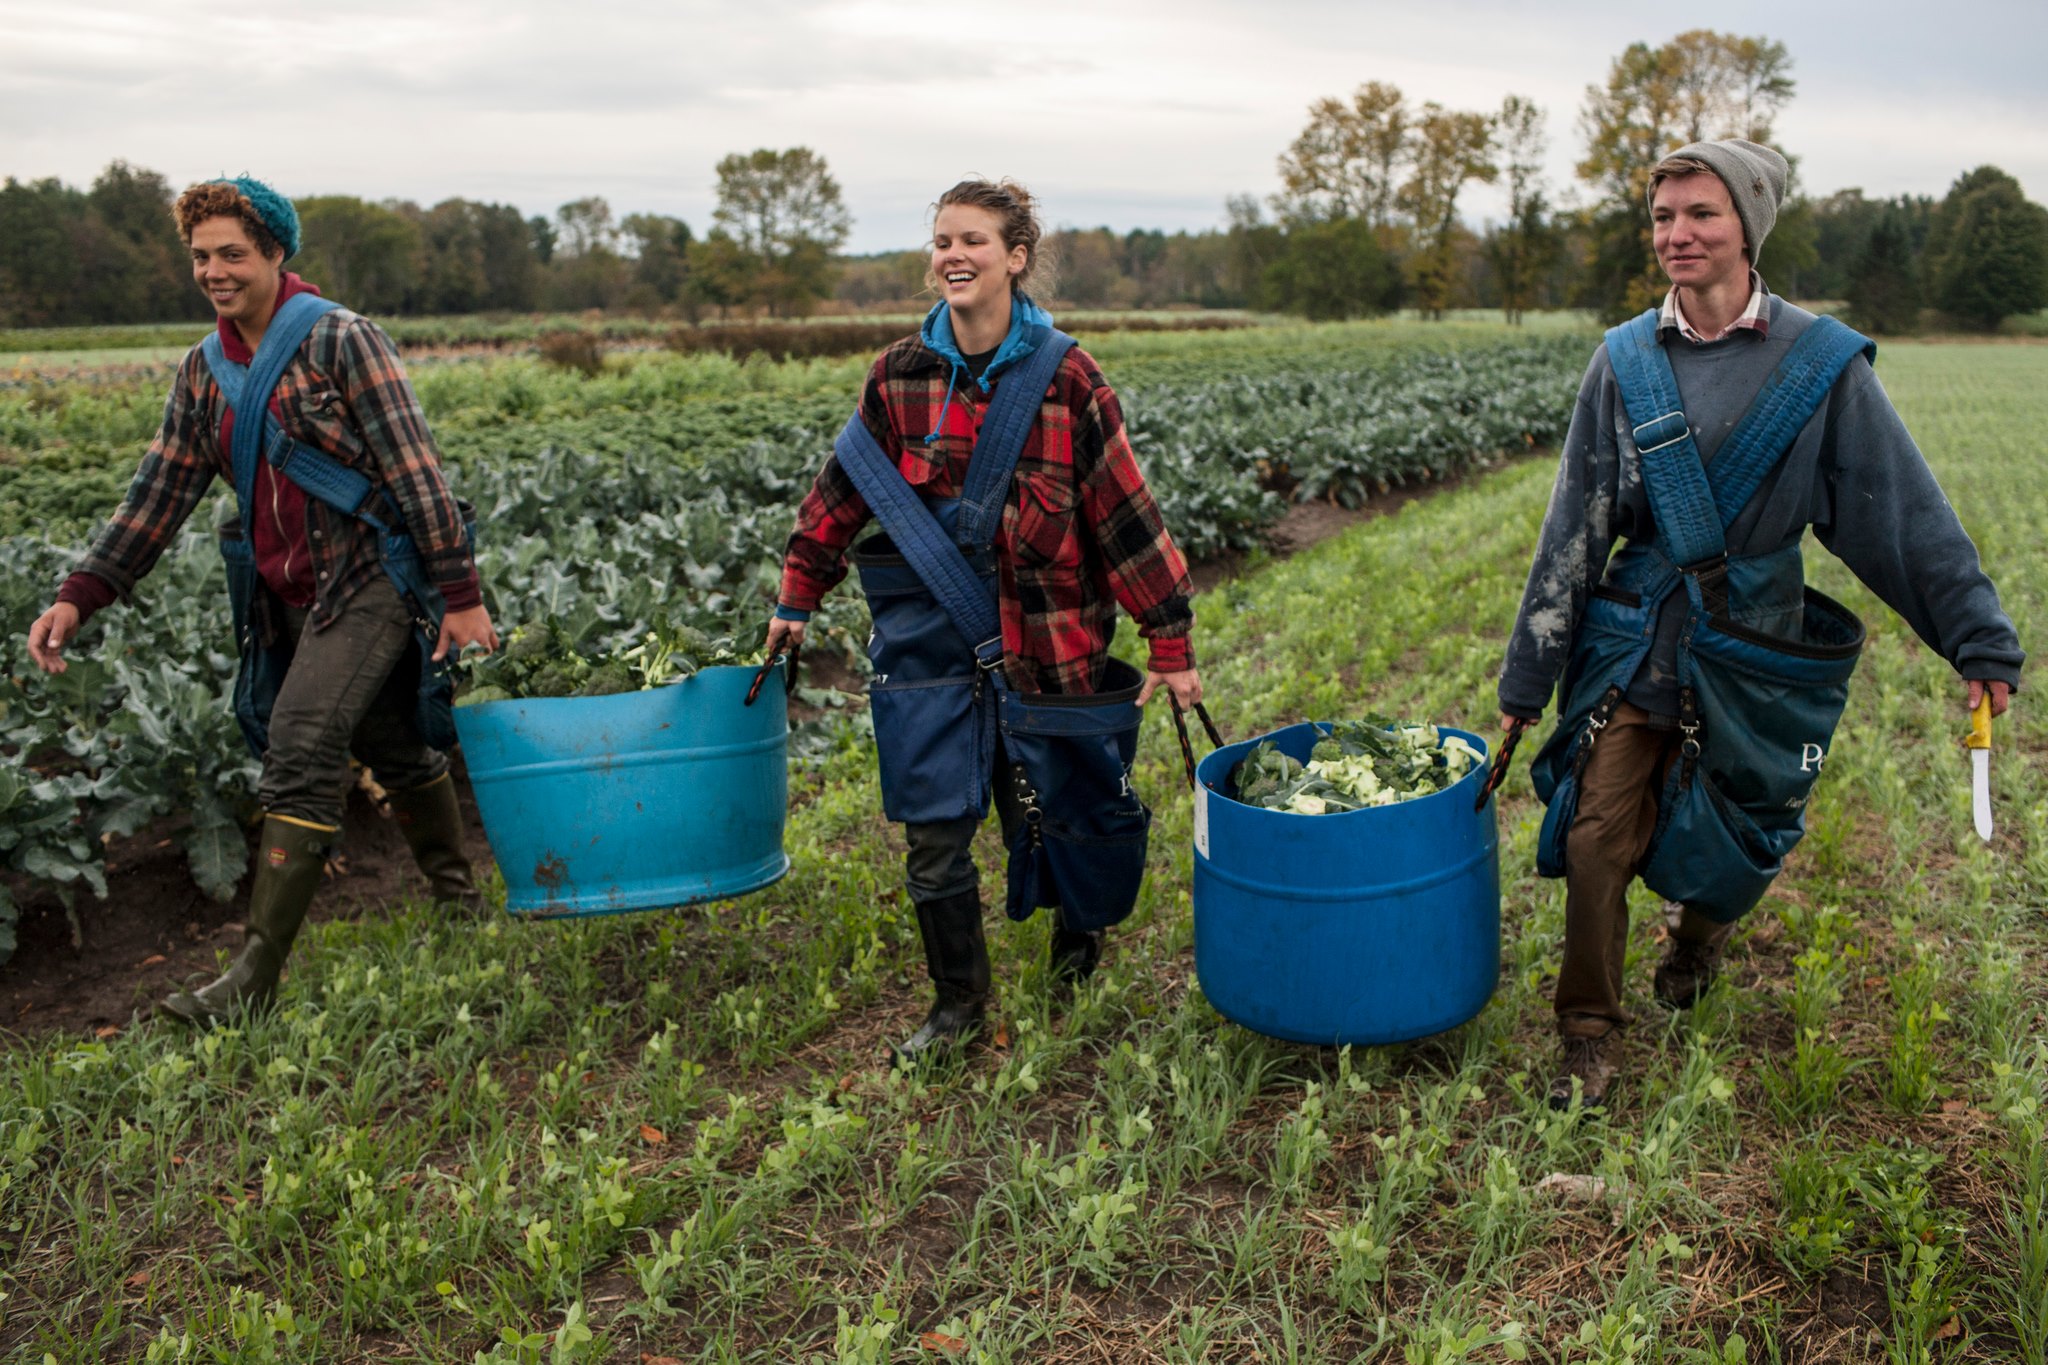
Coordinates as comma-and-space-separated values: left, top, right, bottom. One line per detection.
6, 0, 2044, 253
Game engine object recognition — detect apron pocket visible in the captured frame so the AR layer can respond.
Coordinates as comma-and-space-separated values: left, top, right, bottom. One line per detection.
869, 675, 989, 824
1640, 773, 1791, 924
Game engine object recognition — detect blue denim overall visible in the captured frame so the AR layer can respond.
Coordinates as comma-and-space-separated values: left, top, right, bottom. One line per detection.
836, 328, 1151, 932
1531, 310, 1875, 923
201, 293, 468, 758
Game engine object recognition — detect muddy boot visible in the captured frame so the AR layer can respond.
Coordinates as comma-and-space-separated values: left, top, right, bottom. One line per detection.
891, 890, 990, 1067
160, 815, 335, 1026
1048, 908, 1104, 999
1547, 1020, 1621, 1112
387, 772, 483, 912
1654, 903, 1737, 1011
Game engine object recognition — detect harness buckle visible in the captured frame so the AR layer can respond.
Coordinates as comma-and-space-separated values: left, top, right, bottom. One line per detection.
1632, 411, 1691, 455
1680, 554, 1731, 616
975, 638, 1005, 670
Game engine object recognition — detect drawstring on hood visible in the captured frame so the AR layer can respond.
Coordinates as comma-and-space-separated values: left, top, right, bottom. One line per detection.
919, 294, 1056, 446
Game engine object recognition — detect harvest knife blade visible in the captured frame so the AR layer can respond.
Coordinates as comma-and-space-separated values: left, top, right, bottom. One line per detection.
1967, 695, 1993, 843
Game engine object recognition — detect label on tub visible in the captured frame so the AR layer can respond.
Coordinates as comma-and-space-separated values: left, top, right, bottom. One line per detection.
1194, 783, 1210, 859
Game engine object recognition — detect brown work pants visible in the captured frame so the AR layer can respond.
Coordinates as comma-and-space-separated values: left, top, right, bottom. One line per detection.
1555, 702, 1682, 1039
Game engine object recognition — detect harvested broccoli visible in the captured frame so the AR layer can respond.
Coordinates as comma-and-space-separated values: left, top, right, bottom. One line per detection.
1228, 719, 1486, 815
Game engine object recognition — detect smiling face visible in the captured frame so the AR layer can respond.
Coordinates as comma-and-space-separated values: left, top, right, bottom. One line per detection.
931, 203, 1027, 314
190, 215, 283, 330
1652, 171, 1748, 296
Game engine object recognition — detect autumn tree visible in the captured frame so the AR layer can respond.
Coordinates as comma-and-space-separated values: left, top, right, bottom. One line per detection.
1273, 81, 1409, 235
1399, 103, 1497, 318
712, 147, 853, 316
1576, 31, 1795, 319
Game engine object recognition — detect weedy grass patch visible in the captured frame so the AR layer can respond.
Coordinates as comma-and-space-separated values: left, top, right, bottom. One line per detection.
0, 337, 2040, 1361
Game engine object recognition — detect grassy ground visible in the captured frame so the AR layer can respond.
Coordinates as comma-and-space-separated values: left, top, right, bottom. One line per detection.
1, 341, 2042, 1363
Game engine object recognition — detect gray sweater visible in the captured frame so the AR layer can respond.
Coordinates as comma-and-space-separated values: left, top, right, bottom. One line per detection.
1499, 296, 2024, 719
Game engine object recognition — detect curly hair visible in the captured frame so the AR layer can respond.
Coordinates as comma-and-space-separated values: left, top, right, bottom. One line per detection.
929, 178, 1057, 299
172, 182, 284, 258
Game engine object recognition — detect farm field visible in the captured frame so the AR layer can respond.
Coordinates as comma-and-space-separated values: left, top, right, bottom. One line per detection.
0, 324, 2043, 1362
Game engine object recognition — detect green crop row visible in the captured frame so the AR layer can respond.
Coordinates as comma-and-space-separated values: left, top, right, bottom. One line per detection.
0, 329, 1587, 955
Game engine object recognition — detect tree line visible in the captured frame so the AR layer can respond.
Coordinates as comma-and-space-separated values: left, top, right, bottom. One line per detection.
4, 31, 2043, 333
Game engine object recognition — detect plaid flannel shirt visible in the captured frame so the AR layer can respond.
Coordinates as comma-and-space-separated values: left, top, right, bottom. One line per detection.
1660, 270, 1772, 343
779, 337, 1195, 694
71, 309, 479, 628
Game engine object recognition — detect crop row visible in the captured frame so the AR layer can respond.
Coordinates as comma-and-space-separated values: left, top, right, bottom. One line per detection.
0, 336, 1586, 956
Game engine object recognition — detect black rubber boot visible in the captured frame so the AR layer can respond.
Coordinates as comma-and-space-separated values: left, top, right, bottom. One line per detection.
891, 890, 990, 1067
1048, 907, 1104, 998
161, 815, 334, 1025
387, 772, 484, 912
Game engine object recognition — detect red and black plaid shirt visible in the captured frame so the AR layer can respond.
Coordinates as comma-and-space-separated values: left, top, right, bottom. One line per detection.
65, 291, 480, 628
779, 338, 1195, 694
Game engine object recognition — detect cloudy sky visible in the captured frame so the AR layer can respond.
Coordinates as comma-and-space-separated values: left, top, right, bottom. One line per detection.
6, 0, 2043, 253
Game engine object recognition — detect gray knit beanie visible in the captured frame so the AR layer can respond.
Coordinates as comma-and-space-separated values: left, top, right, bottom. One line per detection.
1652, 138, 1789, 264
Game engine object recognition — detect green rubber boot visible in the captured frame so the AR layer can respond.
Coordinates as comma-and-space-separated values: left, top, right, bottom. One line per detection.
387, 772, 484, 912
160, 815, 334, 1026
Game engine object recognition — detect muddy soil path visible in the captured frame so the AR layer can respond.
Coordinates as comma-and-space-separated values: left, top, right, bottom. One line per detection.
0, 482, 1482, 1043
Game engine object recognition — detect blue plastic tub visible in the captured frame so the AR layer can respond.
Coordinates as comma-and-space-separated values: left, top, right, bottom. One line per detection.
453, 665, 789, 917
1191, 722, 1499, 1045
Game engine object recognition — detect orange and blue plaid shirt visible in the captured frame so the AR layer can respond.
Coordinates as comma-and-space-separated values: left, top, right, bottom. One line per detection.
67, 301, 480, 627
778, 337, 1195, 694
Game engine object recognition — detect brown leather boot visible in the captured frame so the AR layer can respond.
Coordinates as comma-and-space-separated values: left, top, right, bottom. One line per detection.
1654, 904, 1737, 1010
386, 772, 484, 912
1547, 1023, 1622, 1112
160, 815, 334, 1025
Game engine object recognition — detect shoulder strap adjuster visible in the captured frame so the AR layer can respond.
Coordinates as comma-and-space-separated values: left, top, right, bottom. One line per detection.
1632, 411, 1691, 455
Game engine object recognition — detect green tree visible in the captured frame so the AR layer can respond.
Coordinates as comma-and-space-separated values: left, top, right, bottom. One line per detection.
711, 147, 853, 316
89, 161, 201, 320
1927, 166, 2048, 329
1576, 30, 1795, 319
622, 213, 693, 307
1845, 206, 1922, 334
294, 196, 422, 314
685, 228, 757, 320
1261, 218, 1396, 320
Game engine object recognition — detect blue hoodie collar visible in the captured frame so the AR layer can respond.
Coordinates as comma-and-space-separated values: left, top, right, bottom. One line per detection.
919, 294, 1055, 395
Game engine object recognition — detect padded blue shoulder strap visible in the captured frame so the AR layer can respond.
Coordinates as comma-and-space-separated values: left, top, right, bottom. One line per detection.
835, 414, 1003, 663
834, 330, 1078, 667
1605, 309, 1725, 570
1703, 316, 1874, 530
198, 294, 396, 532
954, 330, 1076, 549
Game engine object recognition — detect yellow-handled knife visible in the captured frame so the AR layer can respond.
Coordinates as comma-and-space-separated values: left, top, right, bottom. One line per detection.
1967, 695, 1993, 842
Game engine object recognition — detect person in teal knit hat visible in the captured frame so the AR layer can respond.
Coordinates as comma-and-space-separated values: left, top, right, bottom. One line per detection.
25, 175, 500, 1024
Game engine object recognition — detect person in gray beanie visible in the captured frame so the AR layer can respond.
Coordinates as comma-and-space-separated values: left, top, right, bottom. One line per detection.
1493, 138, 2023, 1113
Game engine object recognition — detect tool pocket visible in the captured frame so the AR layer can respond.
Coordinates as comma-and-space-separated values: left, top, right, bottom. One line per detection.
998, 659, 1151, 931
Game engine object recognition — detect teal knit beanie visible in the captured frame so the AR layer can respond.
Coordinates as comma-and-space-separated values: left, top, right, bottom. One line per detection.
211, 176, 301, 260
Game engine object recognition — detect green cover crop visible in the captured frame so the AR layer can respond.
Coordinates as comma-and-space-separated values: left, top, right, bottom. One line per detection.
1230, 718, 1485, 814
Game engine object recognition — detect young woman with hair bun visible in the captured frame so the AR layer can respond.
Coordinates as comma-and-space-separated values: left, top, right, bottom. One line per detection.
768, 177, 1201, 1065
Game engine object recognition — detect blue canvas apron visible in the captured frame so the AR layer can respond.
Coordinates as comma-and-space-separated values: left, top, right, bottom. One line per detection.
836, 328, 1151, 931
1531, 310, 1875, 923
201, 293, 470, 758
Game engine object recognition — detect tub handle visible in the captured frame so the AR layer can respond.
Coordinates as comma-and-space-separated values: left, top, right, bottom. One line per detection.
1475, 718, 1529, 812
745, 645, 801, 707
1170, 698, 1225, 790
